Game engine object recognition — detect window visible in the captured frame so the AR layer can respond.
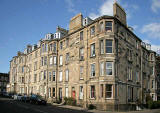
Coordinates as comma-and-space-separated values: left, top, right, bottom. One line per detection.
136, 71, 139, 82
53, 87, 55, 97
45, 44, 48, 52
49, 57, 53, 65
79, 48, 84, 60
49, 72, 51, 81
41, 57, 44, 66
91, 64, 95, 77
151, 54, 154, 61
90, 85, 95, 98
90, 26, 95, 35
151, 94, 155, 101
59, 55, 63, 66
35, 51, 38, 58
34, 74, 37, 83
80, 66, 83, 79
152, 80, 154, 89
44, 56, 47, 65
91, 43, 95, 57
44, 70, 46, 80
136, 54, 139, 65
41, 71, 43, 80
105, 40, 113, 53
100, 62, 104, 76
105, 21, 112, 32
53, 42, 56, 53
53, 56, 56, 65
53, 71, 56, 81
128, 86, 133, 102
59, 71, 62, 82
66, 53, 69, 63
49, 43, 53, 51
65, 87, 69, 97
80, 31, 83, 41
151, 66, 154, 75
106, 62, 113, 75
100, 40, 104, 54
42, 44, 45, 53
99, 22, 104, 32
128, 67, 132, 80
105, 84, 112, 98
60, 42, 63, 50
128, 49, 132, 61
79, 86, 83, 99
48, 88, 51, 98
22, 66, 24, 73
100, 84, 103, 98
34, 62, 37, 70
65, 69, 69, 81
66, 39, 69, 47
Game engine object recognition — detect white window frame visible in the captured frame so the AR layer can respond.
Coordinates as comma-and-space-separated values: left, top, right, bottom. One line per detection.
91, 43, 95, 57
91, 63, 95, 77
79, 86, 83, 99
105, 84, 113, 99
65, 87, 69, 97
60, 55, 63, 66
53, 71, 56, 81
53, 56, 57, 65
106, 62, 113, 76
49, 57, 53, 65
100, 62, 104, 76
59, 71, 62, 82
65, 69, 69, 81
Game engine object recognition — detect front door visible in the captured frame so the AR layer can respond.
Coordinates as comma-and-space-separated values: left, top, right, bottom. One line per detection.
59, 88, 62, 102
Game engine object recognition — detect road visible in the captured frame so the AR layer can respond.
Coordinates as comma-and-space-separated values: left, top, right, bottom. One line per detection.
0, 97, 90, 113
0, 97, 160, 113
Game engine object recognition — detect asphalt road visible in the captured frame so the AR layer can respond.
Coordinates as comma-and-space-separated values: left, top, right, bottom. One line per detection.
0, 97, 90, 113
1, 97, 160, 113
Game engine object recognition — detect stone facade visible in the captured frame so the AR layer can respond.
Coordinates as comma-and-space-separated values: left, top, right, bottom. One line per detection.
0, 73, 9, 94
8, 2, 158, 111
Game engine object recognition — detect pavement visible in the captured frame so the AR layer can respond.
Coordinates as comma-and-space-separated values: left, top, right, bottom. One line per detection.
0, 97, 160, 113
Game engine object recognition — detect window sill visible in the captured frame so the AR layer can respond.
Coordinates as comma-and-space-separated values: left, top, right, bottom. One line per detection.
89, 98, 96, 100
105, 98, 114, 100
79, 58, 84, 61
90, 55, 96, 58
80, 78, 84, 80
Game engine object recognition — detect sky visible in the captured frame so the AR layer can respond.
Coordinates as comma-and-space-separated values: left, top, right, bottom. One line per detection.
0, 0, 160, 73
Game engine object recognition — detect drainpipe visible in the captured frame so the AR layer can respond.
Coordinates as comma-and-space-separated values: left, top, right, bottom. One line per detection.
85, 29, 89, 108
56, 41, 59, 102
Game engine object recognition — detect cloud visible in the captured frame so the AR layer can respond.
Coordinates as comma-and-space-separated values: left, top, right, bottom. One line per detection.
89, 0, 139, 20
151, 0, 160, 13
89, 0, 114, 19
65, 0, 77, 14
141, 23, 160, 39
143, 39, 160, 52
132, 25, 138, 30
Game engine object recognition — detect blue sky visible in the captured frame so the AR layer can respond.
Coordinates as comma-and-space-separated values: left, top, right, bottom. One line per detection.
0, 0, 160, 73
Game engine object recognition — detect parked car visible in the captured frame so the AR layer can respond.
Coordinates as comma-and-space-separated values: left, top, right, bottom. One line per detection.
21, 94, 30, 102
2, 92, 10, 97
30, 94, 46, 105
14, 94, 23, 100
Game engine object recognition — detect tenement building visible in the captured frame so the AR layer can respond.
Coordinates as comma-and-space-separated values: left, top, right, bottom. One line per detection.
0, 73, 9, 94
8, 2, 158, 111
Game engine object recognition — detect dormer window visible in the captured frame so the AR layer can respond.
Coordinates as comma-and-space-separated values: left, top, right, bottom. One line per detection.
90, 26, 95, 36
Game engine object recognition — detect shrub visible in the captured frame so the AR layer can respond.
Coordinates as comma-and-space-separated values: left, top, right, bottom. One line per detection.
147, 100, 160, 109
64, 97, 76, 106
